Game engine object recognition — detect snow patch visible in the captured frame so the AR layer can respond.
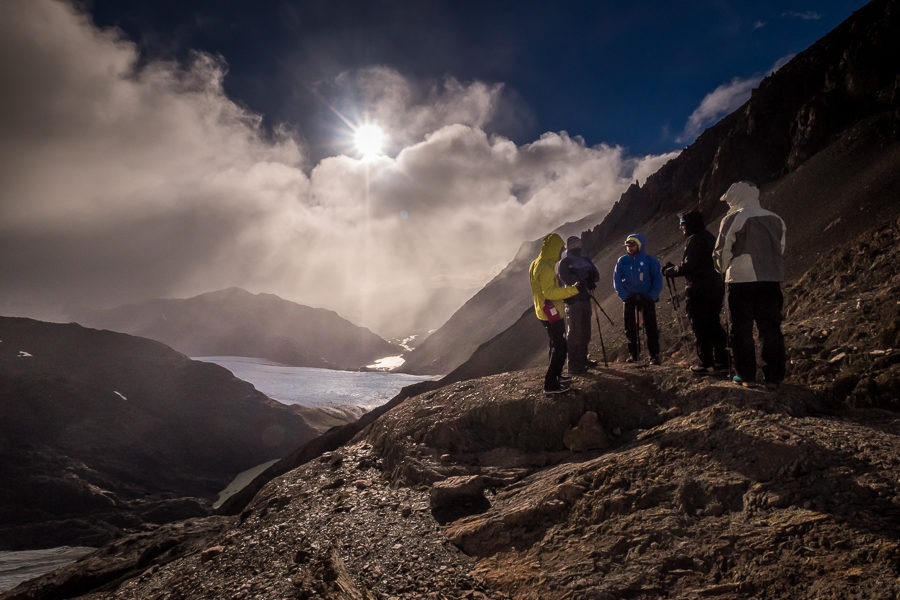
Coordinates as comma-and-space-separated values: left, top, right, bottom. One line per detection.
113, 391, 127, 401
367, 355, 406, 370
17, 351, 32, 358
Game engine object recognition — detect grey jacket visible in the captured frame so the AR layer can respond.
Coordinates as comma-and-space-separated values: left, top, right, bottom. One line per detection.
713, 182, 786, 283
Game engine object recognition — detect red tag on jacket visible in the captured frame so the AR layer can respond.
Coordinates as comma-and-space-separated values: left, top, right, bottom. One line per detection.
543, 299, 562, 323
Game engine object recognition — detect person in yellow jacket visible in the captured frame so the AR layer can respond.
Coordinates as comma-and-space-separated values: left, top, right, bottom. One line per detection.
529, 233, 580, 395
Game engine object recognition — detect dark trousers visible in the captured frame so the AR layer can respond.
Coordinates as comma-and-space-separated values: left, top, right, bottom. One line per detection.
623, 296, 659, 359
686, 287, 729, 368
565, 299, 592, 369
543, 319, 568, 388
727, 282, 786, 383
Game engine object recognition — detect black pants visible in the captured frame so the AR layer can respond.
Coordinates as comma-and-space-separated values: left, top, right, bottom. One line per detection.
565, 299, 592, 369
543, 319, 568, 388
686, 287, 728, 368
623, 296, 659, 359
727, 282, 786, 383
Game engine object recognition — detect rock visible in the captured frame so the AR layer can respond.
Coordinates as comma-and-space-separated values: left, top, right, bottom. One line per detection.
563, 412, 611, 452
429, 476, 487, 512
828, 352, 848, 364
200, 545, 225, 562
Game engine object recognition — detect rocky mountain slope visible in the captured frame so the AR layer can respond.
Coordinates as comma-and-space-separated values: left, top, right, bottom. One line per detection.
0, 317, 317, 550
70, 287, 397, 371
402, 0, 900, 378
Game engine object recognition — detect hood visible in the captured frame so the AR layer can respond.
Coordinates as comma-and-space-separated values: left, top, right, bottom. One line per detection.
625, 232, 647, 254
720, 181, 761, 211
679, 209, 705, 235
539, 233, 566, 262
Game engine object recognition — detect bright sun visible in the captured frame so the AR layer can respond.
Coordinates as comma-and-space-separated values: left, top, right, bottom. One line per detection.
353, 123, 386, 159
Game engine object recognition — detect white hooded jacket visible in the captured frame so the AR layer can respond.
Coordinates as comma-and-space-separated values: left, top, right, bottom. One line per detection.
713, 181, 786, 283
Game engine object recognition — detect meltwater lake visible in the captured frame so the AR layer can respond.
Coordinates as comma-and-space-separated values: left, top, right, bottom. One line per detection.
193, 356, 437, 409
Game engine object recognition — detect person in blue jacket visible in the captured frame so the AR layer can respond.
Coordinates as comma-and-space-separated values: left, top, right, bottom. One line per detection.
613, 233, 663, 364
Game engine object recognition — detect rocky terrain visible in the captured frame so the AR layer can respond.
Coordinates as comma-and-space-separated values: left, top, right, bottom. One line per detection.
5, 360, 897, 599
0, 317, 317, 550
70, 287, 398, 371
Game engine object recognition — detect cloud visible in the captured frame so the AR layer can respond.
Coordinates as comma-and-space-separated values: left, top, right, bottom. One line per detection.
676, 76, 762, 143
782, 11, 822, 21
0, 0, 672, 338
675, 55, 793, 145
753, 20, 766, 30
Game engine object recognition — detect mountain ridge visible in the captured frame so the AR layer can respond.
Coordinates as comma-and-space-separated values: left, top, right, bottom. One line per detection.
70, 287, 398, 371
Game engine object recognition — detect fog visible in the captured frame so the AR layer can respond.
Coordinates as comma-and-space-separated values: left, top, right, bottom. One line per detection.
0, 0, 676, 338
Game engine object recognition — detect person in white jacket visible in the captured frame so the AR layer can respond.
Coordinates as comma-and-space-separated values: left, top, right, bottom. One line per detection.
713, 181, 787, 388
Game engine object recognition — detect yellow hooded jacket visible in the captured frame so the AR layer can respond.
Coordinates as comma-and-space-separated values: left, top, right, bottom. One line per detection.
529, 233, 579, 321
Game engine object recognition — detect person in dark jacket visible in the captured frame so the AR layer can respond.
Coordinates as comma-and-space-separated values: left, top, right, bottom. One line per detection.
613, 233, 663, 364
662, 210, 729, 374
556, 235, 600, 374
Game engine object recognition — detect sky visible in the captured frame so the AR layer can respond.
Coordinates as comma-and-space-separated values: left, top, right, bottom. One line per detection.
0, 0, 868, 338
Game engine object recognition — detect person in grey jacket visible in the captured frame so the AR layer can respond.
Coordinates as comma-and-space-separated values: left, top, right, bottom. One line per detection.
556, 235, 600, 373
713, 181, 787, 388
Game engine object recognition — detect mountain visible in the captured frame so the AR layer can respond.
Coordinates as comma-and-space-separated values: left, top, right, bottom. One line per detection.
0, 317, 317, 550
402, 0, 900, 377
70, 287, 398, 371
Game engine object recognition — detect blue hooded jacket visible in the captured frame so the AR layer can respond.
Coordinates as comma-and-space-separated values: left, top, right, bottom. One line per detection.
613, 233, 663, 302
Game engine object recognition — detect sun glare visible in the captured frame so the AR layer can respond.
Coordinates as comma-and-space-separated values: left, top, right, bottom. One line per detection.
354, 123, 386, 160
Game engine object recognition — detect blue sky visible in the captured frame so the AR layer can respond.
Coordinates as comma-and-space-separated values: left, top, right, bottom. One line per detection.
0, 0, 869, 336
87, 0, 868, 158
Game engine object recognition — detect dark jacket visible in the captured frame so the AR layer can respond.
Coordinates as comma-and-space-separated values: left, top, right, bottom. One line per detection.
556, 248, 599, 303
669, 210, 724, 295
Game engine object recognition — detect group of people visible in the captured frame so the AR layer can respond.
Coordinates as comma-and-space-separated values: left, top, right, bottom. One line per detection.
530, 180, 787, 395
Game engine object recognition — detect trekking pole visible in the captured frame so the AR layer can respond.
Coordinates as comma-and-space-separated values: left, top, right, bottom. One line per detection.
634, 302, 642, 359
665, 275, 687, 337
589, 293, 615, 326
588, 292, 609, 367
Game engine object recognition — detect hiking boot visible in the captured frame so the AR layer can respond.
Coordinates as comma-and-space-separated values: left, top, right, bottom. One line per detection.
544, 383, 570, 396
625, 356, 638, 363
733, 375, 755, 388
713, 363, 729, 373
690, 364, 713, 375
559, 375, 573, 384
585, 359, 600, 368
568, 365, 588, 375
649, 356, 661, 366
